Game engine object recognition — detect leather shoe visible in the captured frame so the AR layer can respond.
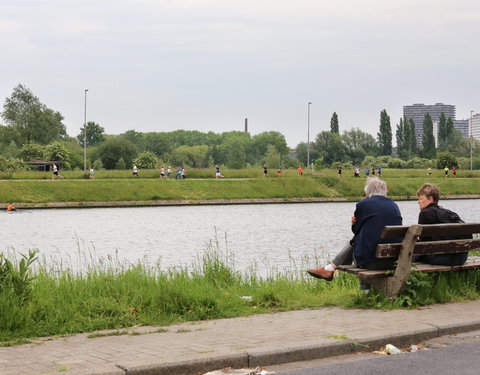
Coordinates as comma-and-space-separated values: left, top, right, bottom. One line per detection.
307, 267, 334, 281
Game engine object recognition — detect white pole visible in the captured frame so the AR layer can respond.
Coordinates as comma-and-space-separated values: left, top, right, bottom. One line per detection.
84, 89, 88, 172
307, 101, 312, 169
471, 110, 474, 171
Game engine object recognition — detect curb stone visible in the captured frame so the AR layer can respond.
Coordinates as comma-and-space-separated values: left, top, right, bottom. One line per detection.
98, 321, 480, 375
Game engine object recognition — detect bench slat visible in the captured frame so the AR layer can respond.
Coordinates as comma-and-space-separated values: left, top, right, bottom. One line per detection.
336, 256, 480, 279
381, 223, 480, 239
336, 265, 389, 279
376, 239, 480, 258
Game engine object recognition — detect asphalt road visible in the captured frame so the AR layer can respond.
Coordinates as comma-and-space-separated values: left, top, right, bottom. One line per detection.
275, 339, 480, 375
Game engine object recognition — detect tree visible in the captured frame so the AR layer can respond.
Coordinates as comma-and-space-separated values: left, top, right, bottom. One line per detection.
0, 156, 28, 172
252, 131, 289, 160
422, 113, 436, 159
295, 141, 320, 167
2, 84, 67, 145
77, 121, 105, 147
313, 131, 345, 166
115, 158, 126, 170
120, 130, 145, 152
439, 117, 462, 153
263, 144, 283, 169
223, 136, 247, 169
377, 109, 392, 155
396, 117, 417, 160
94, 137, 138, 169
18, 143, 47, 161
330, 112, 339, 134
172, 145, 209, 167
342, 128, 378, 164
436, 151, 458, 169
437, 112, 447, 150
133, 151, 159, 169
143, 132, 173, 156
45, 141, 73, 169
406, 118, 417, 158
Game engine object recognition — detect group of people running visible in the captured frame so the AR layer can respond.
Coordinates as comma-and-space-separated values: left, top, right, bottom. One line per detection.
339, 165, 382, 178
307, 177, 467, 289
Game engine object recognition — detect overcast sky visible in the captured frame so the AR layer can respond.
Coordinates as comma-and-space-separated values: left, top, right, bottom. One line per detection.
1, 0, 479, 147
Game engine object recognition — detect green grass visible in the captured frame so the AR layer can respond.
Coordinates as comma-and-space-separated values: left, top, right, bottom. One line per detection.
1, 243, 480, 344
0, 170, 479, 205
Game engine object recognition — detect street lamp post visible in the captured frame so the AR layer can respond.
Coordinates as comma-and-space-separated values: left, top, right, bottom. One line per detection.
84, 89, 88, 172
471, 110, 474, 170
307, 102, 312, 169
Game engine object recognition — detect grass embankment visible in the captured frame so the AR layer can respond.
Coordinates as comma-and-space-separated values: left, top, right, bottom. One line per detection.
2, 247, 480, 345
1, 171, 480, 205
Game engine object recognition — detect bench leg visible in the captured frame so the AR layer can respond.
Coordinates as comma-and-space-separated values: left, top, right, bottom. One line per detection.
364, 225, 424, 299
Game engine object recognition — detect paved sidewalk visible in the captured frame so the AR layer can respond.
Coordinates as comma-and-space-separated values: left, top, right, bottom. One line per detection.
1, 300, 480, 375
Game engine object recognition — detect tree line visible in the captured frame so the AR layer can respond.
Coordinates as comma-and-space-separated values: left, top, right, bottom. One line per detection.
0, 84, 478, 172
0, 84, 292, 171
297, 110, 479, 170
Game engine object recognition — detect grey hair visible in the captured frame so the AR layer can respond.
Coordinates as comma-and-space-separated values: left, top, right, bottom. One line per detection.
364, 177, 388, 197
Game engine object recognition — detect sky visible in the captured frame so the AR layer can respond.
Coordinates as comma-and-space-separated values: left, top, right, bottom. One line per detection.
1, 0, 479, 148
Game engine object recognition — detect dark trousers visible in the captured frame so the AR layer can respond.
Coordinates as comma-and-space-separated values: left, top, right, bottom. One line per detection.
332, 240, 397, 290
415, 253, 468, 266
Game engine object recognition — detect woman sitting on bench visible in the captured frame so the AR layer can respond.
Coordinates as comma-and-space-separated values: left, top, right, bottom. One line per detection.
416, 183, 468, 266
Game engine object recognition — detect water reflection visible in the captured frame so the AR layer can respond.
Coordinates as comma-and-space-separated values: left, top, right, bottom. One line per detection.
1, 200, 478, 275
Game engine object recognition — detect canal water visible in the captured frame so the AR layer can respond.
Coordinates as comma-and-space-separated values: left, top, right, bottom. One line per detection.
1, 200, 478, 275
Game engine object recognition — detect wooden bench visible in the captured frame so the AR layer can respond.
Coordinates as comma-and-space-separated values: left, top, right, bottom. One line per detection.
337, 223, 480, 298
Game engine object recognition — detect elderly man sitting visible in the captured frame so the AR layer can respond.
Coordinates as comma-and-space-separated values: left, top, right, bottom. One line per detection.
307, 177, 403, 281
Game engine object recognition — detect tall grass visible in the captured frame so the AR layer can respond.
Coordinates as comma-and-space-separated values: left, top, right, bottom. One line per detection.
1, 240, 480, 344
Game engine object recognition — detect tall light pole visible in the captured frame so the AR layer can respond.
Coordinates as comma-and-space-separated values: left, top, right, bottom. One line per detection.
470, 110, 474, 170
84, 89, 88, 172
307, 101, 312, 169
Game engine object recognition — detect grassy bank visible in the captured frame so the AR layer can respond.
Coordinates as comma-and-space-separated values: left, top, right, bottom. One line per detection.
1, 246, 480, 345
3, 168, 480, 180
1, 173, 480, 205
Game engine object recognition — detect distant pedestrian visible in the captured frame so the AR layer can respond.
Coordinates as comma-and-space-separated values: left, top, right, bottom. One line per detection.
338, 166, 342, 177
167, 167, 172, 178
160, 166, 165, 178
89, 167, 95, 179
297, 165, 303, 176
263, 166, 269, 177
377, 166, 382, 177
452, 167, 457, 177
427, 167, 432, 177
215, 166, 224, 179
52, 163, 58, 179
181, 166, 186, 179
176, 167, 182, 179
354, 166, 360, 178
371, 166, 375, 176
52, 163, 63, 179
133, 165, 139, 178
444, 166, 449, 178
364, 167, 370, 176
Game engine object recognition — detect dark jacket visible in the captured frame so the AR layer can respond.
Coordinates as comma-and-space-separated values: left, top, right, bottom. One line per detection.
417, 203, 468, 266
352, 195, 403, 267
418, 202, 440, 241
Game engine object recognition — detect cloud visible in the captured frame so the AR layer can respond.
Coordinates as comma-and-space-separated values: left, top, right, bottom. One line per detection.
1, 0, 479, 146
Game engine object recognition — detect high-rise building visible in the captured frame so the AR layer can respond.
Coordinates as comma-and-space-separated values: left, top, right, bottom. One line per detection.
454, 119, 469, 138
471, 113, 480, 140
403, 103, 456, 145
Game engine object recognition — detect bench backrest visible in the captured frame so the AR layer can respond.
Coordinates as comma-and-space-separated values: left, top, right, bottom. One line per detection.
376, 223, 480, 258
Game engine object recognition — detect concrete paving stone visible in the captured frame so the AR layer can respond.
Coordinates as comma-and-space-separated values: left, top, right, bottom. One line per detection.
1, 301, 480, 375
